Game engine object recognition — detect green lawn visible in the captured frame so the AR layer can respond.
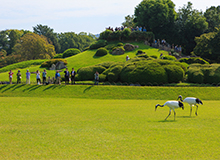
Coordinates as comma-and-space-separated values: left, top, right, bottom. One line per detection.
0, 97, 219, 159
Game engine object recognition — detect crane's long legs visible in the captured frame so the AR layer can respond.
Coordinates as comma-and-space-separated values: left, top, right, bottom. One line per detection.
165, 110, 171, 120
195, 105, 198, 116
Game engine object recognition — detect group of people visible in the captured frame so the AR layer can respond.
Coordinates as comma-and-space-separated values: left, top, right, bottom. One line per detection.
8, 68, 77, 85
106, 26, 147, 32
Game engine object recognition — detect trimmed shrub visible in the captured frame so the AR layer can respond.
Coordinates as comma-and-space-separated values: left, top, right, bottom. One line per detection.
187, 68, 204, 83
179, 57, 209, 64
63, 48, 81, 58
121, 28, 131, 40
117, 42, 123, 46
77, 65, 106, 81
53, 53, 63, 59
136, 54, 149, 59
99, 74, 107, 82
97, 62, 115, 69
161, 55, 177, 60
163, 65, 184, 83
99, 30, 113, 40
41, 59, 67, 68
95, 48, 108, 56
120, 61, 168, 84
89, 40, 108, 49
150, 55, 158, 59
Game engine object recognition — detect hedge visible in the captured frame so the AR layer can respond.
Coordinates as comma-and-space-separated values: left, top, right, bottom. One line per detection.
179, 57, 209, 64
77, 65, 106, 80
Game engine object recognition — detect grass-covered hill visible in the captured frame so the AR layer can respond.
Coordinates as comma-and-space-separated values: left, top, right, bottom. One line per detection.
0, 42, 168, 83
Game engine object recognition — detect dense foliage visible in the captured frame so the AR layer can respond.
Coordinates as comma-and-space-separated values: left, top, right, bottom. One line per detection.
187, 64, 220, 84
13, 33, 56, 60
134, 0, 176, 43
194, 28, 220, 63
89, 40, 108, 49
76, 59, 186, 84
99, 29, 154, 42
179, 57, 209, 64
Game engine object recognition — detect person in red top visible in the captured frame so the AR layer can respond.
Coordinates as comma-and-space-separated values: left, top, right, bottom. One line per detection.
8, 70, 14, 84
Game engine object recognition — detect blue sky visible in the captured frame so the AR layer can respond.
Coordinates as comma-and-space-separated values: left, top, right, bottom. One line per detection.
0, 0, 219, 34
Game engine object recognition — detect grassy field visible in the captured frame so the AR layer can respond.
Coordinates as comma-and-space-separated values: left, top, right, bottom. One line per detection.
0, 97, 219, 159
0, 42, 168, 83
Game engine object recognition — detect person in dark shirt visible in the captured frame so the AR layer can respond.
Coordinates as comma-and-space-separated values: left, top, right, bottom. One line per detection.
64, 68, 69, 85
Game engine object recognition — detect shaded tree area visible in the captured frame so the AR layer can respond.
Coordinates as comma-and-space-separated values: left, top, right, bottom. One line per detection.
194, 27, 220, 63
134, 0, 176, 43
132, 0, 219, 55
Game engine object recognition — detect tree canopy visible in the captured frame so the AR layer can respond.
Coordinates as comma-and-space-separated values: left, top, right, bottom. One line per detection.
134, 0, 176, 42
13, 33, 56, 60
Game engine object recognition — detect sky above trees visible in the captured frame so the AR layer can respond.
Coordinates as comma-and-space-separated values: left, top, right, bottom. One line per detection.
0, 0, 219, 34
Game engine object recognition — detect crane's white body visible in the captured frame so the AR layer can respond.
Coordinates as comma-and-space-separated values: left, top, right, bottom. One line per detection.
182, 97, 197, 105
155, 100, 184, 120
178, 95, 203, 116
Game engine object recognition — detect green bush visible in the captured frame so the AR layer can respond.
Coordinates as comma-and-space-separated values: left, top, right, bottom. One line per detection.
99, 30, 113, 40
136, 54, 149, 59
89, 40, 108, 49
53, 53, 63, 59
77, 65, 106, 81
120, 61, 168, 84
187, 68, 204, 83
96, 62, 115, 69
163, 65, 184, 83
41, 59, 67, 68
117, 42, 123, 46
160, 55, 177, 60
179, 57, 209, 64
99, 74, 107, 82
95, 48, 108, 56
121, 28, 131, 40
63, 48, 81, 58
150, 55, 158, 59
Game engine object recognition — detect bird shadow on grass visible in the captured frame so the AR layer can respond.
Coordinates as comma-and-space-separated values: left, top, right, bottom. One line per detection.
83, 85, 94, 93
158, 120, 177, 122
178, 116, 196, 118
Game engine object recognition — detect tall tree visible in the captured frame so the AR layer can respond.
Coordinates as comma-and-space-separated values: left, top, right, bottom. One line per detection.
174, 2, 208, 54
134, 0, 176, 42
13, 33, 55, 60
204, 6, 220, 32
122, 15, 135, 28
33, 24, 60, 53
194, 27, 220, 62
57, 32, 95, 53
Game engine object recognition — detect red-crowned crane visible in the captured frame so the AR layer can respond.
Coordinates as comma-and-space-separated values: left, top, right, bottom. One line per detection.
155, 101, 184, 120
177, 95, 203, 116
